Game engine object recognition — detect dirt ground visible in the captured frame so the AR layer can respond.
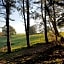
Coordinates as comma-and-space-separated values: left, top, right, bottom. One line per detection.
0, 42, 64, 64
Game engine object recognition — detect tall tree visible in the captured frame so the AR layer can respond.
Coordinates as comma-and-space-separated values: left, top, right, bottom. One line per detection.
52, 1, 58, 41
46, 0, 60, 37
23, 0, 30, 47
44, 0, 48, 43
23, 0, 26, 34
26, 0, 30, 47
41, 0, 48, 43
1, 0, 16, 53
16, 0, 30, 47
1, 0, 11, 53
47, 0, 64, 36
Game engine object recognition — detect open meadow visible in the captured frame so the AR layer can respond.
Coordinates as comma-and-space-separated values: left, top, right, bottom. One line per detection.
0, 33, 45, 52
0, 32, 64, 52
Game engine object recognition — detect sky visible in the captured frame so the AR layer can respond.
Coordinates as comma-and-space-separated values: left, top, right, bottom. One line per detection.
0, 0, 39, 34
0, 9, 64, 33
9, 10, 25, 33
0, 10, 35, 33
0, 0, 64, 33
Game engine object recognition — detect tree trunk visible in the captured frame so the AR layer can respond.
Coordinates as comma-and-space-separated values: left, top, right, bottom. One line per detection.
44, 0, 48, 43
23, 0, 27, 44
26, 0, 30, 48
6, 1, 11, 53
53, 2, 57, 41
46, 3, 60, 37
41, 0, 48, 43
23, 0, 27, 32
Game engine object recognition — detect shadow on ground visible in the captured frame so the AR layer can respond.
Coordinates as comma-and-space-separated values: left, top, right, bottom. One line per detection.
0, 42, 64, 64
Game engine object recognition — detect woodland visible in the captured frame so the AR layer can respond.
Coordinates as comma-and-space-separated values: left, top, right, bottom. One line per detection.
0, 0, 64, 64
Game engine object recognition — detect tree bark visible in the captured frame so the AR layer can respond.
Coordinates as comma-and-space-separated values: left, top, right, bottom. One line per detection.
6, 1, 11, 53
44, 0, 48, 43
23, 0, 27, 44
23, 0, 27, 32
26, 0, 30, 48
46, 3, 60, 37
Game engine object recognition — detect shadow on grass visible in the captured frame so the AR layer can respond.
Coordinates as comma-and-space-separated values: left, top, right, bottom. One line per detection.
0, 42, 52, 53
13, 42, 46, 52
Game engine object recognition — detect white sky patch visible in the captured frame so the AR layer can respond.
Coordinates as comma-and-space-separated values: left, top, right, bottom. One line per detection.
10, 17, 25, 33
35, 0, 40, 1
30, 19, 35, 26
10, 23, 25, 33
0, 28, 2, 32
59, 27, 64, 32
10, 10, 26, 33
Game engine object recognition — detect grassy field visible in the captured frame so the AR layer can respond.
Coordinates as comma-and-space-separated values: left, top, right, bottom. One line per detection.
0, 32, 64, 52
0, 34, 45, 52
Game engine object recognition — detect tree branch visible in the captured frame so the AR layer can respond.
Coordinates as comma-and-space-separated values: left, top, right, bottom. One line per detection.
1, 0, 6, 7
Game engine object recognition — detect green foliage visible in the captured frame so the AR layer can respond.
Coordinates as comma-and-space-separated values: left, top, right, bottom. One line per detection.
0, 36, 7, 48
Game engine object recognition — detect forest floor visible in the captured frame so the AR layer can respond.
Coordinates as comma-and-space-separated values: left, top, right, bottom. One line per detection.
0, 42, 64, 64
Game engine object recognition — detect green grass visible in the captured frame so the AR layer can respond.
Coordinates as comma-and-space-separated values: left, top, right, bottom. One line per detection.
30, 34, 45, 45
0, 34, 45, 52
0, 36, 7, 48
11, 34, 45, 49
0, 32, 64, 52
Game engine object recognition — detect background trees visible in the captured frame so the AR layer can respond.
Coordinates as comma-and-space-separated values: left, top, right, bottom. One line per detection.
2, 25, 16, 36
29, 25, 37, 35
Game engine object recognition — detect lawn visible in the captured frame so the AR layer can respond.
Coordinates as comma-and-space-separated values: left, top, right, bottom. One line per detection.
0, 33, 45, 52
0, 32, 64, 52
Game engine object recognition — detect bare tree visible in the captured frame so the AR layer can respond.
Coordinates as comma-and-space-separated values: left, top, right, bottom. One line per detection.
41, 0, 48, 43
